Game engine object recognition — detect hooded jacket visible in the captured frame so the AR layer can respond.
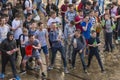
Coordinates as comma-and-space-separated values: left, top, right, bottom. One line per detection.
0, 31, 17, 55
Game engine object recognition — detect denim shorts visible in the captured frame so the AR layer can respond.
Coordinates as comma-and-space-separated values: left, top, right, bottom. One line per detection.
23, 55, 41, 61
39, 45, 48, 55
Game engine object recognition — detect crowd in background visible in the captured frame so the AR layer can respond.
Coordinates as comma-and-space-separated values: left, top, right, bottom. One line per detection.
0, 0, 120, 80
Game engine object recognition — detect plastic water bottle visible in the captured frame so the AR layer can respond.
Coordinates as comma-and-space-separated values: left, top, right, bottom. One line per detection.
73, 38, 77, 48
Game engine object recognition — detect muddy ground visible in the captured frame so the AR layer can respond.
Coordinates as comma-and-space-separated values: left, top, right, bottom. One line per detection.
1, 0, 120, 80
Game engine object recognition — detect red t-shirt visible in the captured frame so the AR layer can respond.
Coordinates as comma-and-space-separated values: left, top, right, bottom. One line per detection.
61, 4, 68, 16
75, 15, 83, 32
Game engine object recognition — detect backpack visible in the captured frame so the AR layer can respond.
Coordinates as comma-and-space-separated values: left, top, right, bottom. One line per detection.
18, 34, 25, 46
22, 0, 30, 10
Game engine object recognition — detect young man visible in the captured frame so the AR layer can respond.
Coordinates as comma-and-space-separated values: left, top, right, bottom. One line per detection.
74, 10, 84, 32
23, 13, 33, 30
11, 13, 23, 47
21, 34, 46, 77
46, 0, 59, 16
81, 15, 92, 42
87, 30, 105, 73
64, 21, 76, 63
83, 1, 92, 16
71, 29, 87, 73
104, 14, 114, 52
28, 20, 37, 35
89, 10, 96, 29
47, 11, 61, 28
19, 28, 29, 59
0, 16, 10, 44
48, 23, 68, 73
35, 22, 49, 68
0, 31, 21, 80
65, 4, 77, 23
60, 0, 69, 31
24, 0, 39, 19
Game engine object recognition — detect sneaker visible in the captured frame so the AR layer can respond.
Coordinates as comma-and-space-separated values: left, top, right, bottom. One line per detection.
87, 65, 89, 68
84, 69, 88, 74
64, 68, 69, 74
34, 65, 40, 70
118, 37, 120, 41
19, 70, 26, 75
41, 72, 46, 77
103, 49, 109, 53
115, 40, 119, 44
0, 73, 5, 79
70, 66, 76, 70
101, 70, 106, 73
15, 76, 21, 80
33, 15, 40, 21
47, 66, 53, 71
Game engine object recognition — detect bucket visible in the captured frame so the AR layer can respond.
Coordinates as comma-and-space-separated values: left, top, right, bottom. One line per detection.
25, 45, 33, 56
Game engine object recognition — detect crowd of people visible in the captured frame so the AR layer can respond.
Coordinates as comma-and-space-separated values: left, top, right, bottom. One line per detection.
0, 0, 120, 80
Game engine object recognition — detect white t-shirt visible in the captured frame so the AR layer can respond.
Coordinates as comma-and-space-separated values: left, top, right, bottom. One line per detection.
47, 17, 61, 27
12, 19, 23, 39
0, 25, 9, 43
20, 35, 29, 47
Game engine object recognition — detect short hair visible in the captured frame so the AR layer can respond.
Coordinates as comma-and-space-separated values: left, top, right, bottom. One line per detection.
86, 1, 92, 6
70, 20, 75, 25
64, 0, 69, 4
6, 2, 13, 8
69, 4, 74, 8
91, 30, 96, 34
93, 0, 97, 6
23, 28, 28, 33
28, 34, 34, 38
0, 16, 5, 21
84, 15, 89, 18
31, 20, 36, 24
26, 13, 32, 18
78, 9, 83, 13
112, 2, 117, 5
37, 22, 43, 26
2, 14, 9, 17
89, 9, 94, 13
75, 29, 81, 33
50, 11, 56, 16
15, 13, 21, 18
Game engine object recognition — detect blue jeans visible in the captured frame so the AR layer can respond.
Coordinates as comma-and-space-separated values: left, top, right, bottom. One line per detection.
51, 46, 67, 68
34, 0, 46, 15
64, 39, 73, 60
55, 0, 59, 6
72, 49, 87, 70
1, 0, 7, 4
24, 9, 38, 18
98, 0, 104, 14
